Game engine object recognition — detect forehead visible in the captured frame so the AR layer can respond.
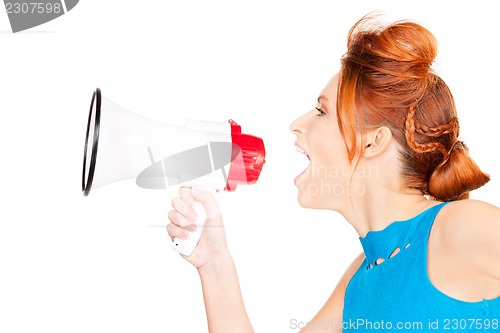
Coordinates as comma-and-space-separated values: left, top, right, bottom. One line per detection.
318, 74, 339, 107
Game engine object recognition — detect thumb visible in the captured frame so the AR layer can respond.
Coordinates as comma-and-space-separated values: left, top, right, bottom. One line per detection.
190, 188, 222, 221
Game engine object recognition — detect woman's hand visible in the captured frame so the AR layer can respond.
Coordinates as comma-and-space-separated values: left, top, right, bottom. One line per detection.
167, 187, 229, 269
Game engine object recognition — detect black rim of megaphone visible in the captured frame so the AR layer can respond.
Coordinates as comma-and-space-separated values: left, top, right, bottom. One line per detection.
82, 88, 101, 196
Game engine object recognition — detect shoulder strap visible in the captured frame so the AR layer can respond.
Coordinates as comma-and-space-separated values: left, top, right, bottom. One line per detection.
414, 201, 451, 242
411, 201, 451, 279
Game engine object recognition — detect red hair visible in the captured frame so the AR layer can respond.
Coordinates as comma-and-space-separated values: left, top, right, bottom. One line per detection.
337, 16, 489, 201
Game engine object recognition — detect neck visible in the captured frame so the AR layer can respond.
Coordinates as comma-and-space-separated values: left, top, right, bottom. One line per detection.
339, 187, 438, 238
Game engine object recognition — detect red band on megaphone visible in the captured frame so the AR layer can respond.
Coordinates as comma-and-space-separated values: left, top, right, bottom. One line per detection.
225, 120, 266, 191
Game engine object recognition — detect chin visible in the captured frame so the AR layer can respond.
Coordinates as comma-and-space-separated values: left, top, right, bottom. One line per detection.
296, 185, 344, 211
297, 191, 323, 209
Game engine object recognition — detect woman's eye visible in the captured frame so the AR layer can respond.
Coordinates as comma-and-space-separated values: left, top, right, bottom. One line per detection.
315, 107, 326, 117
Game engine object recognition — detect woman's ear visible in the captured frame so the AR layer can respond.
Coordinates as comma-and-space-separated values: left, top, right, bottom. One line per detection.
363, 127, 393, 158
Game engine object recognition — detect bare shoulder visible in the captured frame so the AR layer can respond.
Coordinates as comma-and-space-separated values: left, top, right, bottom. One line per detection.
339, 252, 366, 287
299, 252, 364, 333
435, 199, 500, 245
428, 200, 500, 301
440, 199, 499, 220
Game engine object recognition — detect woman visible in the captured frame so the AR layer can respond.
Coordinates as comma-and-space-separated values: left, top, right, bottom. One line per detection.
167, 16, 500, 332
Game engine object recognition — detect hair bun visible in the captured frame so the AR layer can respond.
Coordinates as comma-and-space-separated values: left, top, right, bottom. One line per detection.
346, 17, 437, 79
428, 141, 490, 201
387, 21, 437, 65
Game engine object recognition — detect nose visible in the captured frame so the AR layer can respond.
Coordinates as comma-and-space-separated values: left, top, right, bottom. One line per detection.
289, 113, 307, 134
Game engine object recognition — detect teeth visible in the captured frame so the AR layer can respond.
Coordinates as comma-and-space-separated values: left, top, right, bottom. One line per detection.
296, 147, 305, 154
295, 146, 310, 160
295, 145, 306, 154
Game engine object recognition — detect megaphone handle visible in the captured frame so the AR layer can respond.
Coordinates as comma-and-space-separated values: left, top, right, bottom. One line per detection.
171, 202, 206, 256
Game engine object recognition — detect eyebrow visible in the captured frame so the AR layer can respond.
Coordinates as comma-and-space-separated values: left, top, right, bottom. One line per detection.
317, 95, 329, 103
318, 95, 334, 109
317, 95, 336, 113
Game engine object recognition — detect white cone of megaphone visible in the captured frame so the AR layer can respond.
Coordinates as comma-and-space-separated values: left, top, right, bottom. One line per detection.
82, 88, 266, 255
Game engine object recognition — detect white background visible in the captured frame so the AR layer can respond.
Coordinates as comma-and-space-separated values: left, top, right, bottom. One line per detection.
1, 1, 499, 332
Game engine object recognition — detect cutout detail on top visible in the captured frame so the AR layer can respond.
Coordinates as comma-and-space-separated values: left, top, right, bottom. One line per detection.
367, 244, 411, 269
389, 247, 401, 258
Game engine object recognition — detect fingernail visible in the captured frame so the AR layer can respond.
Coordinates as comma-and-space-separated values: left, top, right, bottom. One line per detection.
180, 230, 190, 239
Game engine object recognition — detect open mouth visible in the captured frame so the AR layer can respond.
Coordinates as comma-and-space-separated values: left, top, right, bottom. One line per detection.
294, 144, 310, 185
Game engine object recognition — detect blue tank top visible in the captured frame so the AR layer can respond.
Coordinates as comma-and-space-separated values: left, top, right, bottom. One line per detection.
343, 202, 500, 332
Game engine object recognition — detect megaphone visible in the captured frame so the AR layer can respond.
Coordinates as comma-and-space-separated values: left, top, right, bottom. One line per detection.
82, 88, 266, 255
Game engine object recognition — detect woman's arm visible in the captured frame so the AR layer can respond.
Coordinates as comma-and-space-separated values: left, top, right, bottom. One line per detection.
198, 253, 254, 332
168, 188, 254, 332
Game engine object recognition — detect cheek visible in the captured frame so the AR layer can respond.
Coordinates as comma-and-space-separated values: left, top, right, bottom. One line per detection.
309, 125, 350, 172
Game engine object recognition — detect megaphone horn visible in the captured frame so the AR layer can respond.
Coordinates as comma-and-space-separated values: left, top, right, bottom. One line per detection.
82, 88, 266, 196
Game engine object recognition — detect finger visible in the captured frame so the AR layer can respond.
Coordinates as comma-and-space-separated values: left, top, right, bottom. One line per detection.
166, 223, 190, 240
170, 197, 198, 221
167, 209, 197, 230
179, 186, 196, 206
190, 188, 221, 220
